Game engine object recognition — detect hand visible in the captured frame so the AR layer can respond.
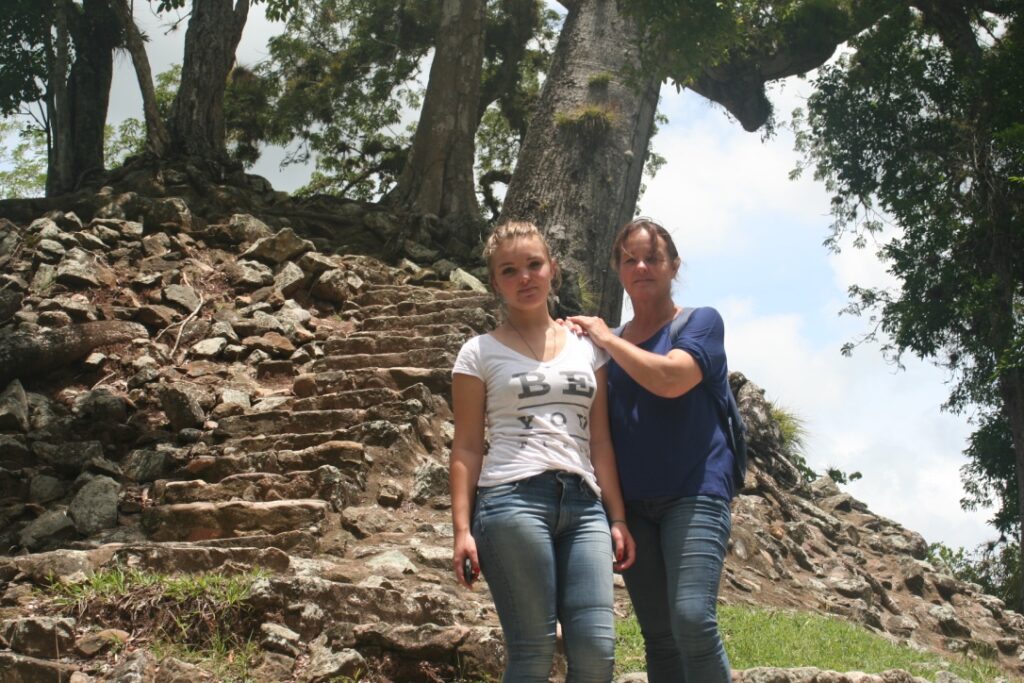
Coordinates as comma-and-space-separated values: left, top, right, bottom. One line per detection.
611, 522, 636, 572
566, 315, 614, 348
453, 532, 480, 589
555, 317, 585, 336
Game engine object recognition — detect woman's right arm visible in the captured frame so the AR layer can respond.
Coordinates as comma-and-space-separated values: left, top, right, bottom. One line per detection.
450, 372, 487, 588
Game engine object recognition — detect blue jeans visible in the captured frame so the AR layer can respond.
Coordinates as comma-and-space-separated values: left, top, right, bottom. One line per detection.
623, 495, 732, 683
473, 470, 615, 682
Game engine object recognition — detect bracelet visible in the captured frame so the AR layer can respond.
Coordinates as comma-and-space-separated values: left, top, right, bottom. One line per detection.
609, 519, 627, 526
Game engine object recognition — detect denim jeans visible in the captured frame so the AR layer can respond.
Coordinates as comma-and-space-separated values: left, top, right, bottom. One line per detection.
622, 495, 732, 683
473, 470, 615, 682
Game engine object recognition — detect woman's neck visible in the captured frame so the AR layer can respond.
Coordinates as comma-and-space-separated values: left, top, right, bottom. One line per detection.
504, 306, 553, 332
629, 299, 679, 328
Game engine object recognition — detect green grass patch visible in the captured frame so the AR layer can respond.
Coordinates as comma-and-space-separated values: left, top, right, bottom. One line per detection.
554, 104, 619, 137
150, 634, 261, 682
44, 565, 268, 655
615, 604, 1012, 682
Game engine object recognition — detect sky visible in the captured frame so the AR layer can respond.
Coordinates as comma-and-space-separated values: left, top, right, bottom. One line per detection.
19, 3, 999, 551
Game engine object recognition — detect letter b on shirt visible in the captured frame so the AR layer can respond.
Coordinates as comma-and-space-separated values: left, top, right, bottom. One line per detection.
514, 372, 551, 398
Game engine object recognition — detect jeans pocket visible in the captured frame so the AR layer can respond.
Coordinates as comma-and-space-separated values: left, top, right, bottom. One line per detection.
475, 481, 520, 505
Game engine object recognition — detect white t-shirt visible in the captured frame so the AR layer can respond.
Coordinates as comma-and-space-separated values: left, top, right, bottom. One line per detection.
452, 331, 609, 496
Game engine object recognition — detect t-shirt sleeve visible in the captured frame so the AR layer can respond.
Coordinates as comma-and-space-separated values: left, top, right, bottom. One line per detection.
672, 307, 726, 378
589, 337, 610, 370
452, 336, 484, 379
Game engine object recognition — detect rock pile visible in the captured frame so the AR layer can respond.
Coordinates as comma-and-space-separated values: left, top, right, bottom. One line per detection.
0, 165, 1020, 682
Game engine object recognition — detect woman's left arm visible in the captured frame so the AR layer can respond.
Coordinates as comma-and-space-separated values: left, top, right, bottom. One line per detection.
569, 315, 702, 399
590, 365, 636, 571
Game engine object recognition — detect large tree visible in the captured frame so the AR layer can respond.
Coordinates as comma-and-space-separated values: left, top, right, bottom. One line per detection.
0, 0, 120, 197
797, 4, 1024, 605
387, 0, 485, 220
501, 0, 897, 321
223, 0, 554, 209
499, 0, 661, 319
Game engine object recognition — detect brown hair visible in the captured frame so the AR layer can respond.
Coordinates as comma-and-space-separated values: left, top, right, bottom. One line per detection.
610, 217, 680, 271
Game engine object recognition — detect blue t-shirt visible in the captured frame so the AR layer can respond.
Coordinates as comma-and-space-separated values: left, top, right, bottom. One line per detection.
608, 307, 735, 501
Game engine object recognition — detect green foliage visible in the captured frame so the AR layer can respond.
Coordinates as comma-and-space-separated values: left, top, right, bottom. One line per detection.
795, 2, 1024, 563
228, 0, 437, 198
0, 120, 46, 198
616, 604, 1006, 680
224, 0, 557, 202
0, 1, 50, 116
155, 0, 299, 22
768, 400, 815, 481
929, 539, 1023, 614
619, 0, 863, 103
587, 71, 614, 89
825, 467, 862, 485
961, 410, 1019, 535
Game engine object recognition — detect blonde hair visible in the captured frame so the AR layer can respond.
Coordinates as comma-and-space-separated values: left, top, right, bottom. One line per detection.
483, 220, 561, 296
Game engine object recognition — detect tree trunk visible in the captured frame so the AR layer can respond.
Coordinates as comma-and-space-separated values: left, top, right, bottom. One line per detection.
168, 0, 250, 159
1004, 372, 1024, 613
390, 0, 484, 221
110, 0, 170, 156
67, 0, 118, 179
499, 0, 661, 323
46, 1, 74, 197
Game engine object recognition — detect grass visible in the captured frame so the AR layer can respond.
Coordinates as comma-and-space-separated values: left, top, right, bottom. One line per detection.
150, 634, 261, 682
553, 104, 619, 137
43, 565, 268, 680
615, 604, 1014, 682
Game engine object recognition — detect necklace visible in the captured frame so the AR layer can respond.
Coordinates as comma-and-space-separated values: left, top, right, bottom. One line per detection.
507, 319, 550, 361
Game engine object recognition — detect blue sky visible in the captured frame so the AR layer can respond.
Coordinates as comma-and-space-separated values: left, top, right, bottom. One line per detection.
9, 3, 997, 551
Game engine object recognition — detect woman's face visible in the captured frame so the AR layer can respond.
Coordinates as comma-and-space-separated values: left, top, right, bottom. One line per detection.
617, 228, 678, 304
490, 236, 556, 311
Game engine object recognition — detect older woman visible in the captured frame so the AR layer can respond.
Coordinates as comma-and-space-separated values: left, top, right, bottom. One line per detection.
568, 217, 735, 682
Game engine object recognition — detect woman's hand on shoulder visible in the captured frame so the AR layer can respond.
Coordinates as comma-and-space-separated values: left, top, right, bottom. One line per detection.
565, 315, 614, 348
555, 317, 585, 336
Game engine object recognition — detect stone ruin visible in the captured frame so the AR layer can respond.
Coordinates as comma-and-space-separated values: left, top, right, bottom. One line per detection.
0, 162, 1021, 682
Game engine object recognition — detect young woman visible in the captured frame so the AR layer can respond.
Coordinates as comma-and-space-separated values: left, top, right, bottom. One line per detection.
568, 218, 735, 682
449, 221, 635, 682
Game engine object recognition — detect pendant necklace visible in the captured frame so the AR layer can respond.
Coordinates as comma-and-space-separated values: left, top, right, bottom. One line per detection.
507, 319, 548, 361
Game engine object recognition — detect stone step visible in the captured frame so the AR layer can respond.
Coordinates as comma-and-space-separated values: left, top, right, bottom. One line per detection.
307, 348, 456, 373
110, 542, 294, 573
294, 367, 452, 398
352, 286, 489, 307
154, 465, 360, 511
216, 420, 406, 454
215, 401, 425, 438
356, 293, 495, 318
289, 383, 432, 412
322, 332, 467, 356
359, 307, 493, 334
289, 386, 405, 411
140, 498, 331, 542
180, 440, 367, 481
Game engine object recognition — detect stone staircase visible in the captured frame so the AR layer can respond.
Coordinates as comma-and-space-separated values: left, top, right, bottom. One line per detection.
121, 283, 506, 680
